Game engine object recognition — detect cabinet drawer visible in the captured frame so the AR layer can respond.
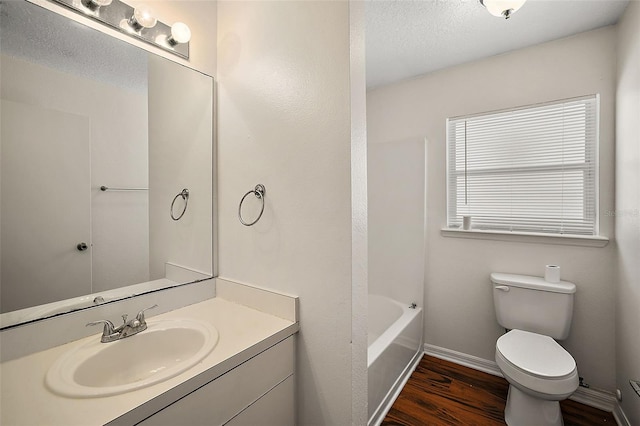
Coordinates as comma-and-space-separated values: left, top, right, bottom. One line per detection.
226, 375, 294, 426
140, 336, 294, 426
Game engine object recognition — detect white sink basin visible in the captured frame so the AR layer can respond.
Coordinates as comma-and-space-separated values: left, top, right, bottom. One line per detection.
46, 318, 219, 398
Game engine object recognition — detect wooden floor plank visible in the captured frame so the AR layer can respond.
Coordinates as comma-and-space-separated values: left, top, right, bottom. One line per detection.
382, 355, 616, 426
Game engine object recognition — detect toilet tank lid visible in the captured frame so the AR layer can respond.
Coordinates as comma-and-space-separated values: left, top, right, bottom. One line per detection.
491, 273, 576, 294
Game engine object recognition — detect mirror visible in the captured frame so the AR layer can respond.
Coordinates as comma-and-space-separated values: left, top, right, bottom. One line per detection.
0, 0, 214, 328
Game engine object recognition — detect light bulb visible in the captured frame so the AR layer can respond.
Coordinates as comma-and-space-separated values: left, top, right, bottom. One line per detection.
128, 6, 157, 31
168, 22, 191, 45
80, 0, 112, 11
480, 0, 526, 19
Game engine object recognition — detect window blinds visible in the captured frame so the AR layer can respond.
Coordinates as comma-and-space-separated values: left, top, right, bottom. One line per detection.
446, 95, 599, 236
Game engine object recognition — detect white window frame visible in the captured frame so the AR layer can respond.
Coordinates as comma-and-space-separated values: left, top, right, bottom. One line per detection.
443, 95, 608, 247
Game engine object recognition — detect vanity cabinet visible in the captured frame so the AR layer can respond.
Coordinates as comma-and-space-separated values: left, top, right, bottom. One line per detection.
139, 336, 295, 426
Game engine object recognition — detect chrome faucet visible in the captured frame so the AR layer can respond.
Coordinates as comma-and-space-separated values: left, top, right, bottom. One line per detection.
86, 305, 158, 343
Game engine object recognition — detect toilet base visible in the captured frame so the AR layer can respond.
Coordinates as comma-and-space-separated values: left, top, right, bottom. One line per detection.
505, 385, 564, 426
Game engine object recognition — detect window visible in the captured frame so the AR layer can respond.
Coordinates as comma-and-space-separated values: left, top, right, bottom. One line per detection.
446, 95, 599, 236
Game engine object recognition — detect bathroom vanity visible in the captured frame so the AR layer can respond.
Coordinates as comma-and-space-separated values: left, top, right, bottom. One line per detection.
0, 280, 299, 425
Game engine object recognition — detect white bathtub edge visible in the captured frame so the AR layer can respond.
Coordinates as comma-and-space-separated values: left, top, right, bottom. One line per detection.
368, 319, 411, 369
368, 347, 423, 426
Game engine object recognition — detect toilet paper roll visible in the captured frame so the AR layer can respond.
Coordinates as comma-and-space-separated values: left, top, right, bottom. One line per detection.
463, 216, 472, 230
545, 265, 561, 283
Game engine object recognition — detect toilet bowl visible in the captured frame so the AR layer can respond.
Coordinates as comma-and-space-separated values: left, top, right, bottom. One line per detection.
491, 272, 579, 425
496, 330, 579, 426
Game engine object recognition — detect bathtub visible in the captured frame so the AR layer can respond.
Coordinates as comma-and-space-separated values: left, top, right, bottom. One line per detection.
368, 294, 423, 425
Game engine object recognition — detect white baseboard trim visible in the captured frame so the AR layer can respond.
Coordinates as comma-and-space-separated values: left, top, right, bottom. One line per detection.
613, 403, 632, 426
368, 348, 423, 426
570, 386, 617, 413
423, 343, 626, 424
424, 343, 502, 377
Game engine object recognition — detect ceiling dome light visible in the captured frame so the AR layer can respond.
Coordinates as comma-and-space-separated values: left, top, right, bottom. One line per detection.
480, 0, 527, 19
168, 22, 191, 46
127, 6, 157, 31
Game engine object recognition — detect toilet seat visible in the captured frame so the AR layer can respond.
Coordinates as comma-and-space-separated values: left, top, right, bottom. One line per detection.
496, 330, 579, 399
497, 330, 575, 379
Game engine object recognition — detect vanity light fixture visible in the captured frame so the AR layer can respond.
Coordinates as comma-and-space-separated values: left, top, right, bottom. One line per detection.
48, 0, 190, 58
480, 0, 527, 19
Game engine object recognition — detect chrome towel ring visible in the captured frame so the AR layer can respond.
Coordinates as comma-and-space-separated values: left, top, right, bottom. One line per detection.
238, 184, 266, 226
170, 188, 189, 221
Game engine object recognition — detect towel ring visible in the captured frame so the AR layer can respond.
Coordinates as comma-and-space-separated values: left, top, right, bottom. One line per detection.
238, 184, 266, 226
170, 188, 189, 221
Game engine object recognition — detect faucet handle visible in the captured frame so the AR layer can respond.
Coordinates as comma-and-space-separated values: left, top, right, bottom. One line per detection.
135, 304, 158, 324
86, 319, 116, 337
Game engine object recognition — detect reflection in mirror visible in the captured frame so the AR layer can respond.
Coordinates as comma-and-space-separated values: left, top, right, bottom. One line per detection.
0, 0, 213, 328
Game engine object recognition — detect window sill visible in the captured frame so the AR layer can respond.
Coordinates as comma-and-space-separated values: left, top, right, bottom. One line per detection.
440, 228, 609, 248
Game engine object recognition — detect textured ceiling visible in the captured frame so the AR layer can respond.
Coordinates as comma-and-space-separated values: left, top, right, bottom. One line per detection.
1, 0, 147, 91
366, 0, 630, 88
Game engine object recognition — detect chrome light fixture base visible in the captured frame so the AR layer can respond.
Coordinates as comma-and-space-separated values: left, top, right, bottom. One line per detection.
48, 0, 190, 59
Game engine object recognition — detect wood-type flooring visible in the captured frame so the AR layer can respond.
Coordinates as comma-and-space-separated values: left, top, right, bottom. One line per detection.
382, 355, 617, 426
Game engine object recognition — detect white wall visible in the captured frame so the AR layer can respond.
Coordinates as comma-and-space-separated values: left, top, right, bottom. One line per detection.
349, 2, 369, 424
368, 140, 425, 307
216, 1, 366, 423
367, 27, 617, 391
615, 1, 640, 422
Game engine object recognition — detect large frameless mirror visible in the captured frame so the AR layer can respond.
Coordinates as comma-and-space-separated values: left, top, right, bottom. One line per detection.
0, 0, 214, 329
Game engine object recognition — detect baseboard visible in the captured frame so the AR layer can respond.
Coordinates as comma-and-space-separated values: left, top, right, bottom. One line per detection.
613, 403, 632, 426
570, 386, 617, 413
368, 348, 423, 426
423, 343, 502, 377
423, 343, 624, 423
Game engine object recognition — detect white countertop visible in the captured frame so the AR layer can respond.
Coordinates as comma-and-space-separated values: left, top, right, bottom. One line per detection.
0, 296, 298, 426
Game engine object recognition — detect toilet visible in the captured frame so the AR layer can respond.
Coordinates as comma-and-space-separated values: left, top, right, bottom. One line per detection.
491, 272, 579, 426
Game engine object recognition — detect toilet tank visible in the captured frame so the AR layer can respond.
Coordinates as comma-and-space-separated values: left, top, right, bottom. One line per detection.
491, 273, 576, 340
